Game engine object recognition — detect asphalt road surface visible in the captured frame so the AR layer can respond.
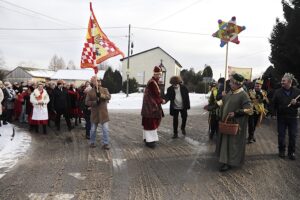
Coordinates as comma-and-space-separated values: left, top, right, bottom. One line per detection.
0, 107, 300, 200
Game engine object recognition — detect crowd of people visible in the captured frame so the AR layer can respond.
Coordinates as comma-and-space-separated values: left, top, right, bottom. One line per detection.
1, 68, 299, 172
204, 72, 300, 171
141, 66, 300, 172
0, 77, 111, 150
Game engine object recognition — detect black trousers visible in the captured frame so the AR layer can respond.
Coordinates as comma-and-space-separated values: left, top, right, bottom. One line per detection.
173, 109, 187, 134
55, 111, 71, 130
248, 113, 260, 139
83, 110, 91, 137
277, 117, 297, 154
210, 113, 219, 135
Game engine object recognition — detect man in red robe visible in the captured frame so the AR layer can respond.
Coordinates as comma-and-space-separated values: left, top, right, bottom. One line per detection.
141, 66, 165, 148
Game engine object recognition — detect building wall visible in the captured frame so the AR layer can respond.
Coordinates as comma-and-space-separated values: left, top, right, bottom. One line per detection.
5, 67, 33, 83
121, 48, 180, 89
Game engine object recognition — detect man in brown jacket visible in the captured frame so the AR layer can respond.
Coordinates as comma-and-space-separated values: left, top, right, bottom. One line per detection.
85, 77, 111, 150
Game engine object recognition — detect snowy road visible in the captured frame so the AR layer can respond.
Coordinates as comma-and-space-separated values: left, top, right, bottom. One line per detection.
0, 110, 300, 199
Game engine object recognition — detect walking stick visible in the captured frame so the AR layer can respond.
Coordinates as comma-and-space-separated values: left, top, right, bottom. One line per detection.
287, 94, 300, 107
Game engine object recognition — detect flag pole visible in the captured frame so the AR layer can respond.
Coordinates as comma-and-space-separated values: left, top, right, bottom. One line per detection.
126, 24, 131, 97
224, 42, 229, 92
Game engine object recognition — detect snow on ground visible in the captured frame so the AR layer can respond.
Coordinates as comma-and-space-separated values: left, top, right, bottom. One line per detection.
108, 93, 209, 110
0, 124, 31, 179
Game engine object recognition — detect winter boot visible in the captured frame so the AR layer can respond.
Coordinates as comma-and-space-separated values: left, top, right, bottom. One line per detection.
172, 132, 178, 139
43, 125, 47, 134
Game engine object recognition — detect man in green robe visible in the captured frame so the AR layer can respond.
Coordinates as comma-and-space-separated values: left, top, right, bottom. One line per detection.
216, 73, 253, 172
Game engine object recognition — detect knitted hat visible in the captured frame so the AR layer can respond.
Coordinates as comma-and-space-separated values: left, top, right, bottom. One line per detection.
153, 66, 162, 75
232, 73, 244, 84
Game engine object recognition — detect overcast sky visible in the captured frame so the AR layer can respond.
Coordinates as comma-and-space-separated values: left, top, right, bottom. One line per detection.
0, 0, 284, 79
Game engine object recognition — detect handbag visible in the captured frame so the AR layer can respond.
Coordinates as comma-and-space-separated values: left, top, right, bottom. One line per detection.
218, 114, 239, 135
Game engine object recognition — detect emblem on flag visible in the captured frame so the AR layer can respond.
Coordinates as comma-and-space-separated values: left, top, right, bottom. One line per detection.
81, 2, 124, 74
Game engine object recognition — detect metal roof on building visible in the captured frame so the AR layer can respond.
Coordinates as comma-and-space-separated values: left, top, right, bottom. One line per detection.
20, 67, 55, 78
51, 69, 105, 80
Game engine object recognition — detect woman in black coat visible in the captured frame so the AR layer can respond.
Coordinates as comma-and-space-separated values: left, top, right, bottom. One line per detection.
164, 76, 190, 138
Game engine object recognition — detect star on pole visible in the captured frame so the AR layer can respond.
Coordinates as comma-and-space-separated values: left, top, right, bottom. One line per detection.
212, 16, 246, 47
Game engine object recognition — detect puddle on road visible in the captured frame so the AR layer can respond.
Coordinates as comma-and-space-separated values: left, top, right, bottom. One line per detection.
184, 137, 208, 153
0, 124, 31, 179
68, 172, 86, 180
28, 193, 74, 200
112, 158, 127, 170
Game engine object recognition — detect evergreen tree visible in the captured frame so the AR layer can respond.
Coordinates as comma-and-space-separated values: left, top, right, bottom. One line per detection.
102, 67, 117, 93
269, 0, 300, 79
202, 64, 213, 78
122, 78, 138, 94
113, 70, 122, 93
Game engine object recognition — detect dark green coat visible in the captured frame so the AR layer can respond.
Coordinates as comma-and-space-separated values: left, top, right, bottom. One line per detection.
217, 88, 253, 167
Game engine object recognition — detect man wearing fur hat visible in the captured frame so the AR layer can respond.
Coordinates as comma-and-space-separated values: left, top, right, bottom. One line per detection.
164, 76, 190, 138
141, 66, 165, 148
85, 77, 111, 150
216, 73, 253, 172
247, 79, 269, 143
272, 73, 300, 160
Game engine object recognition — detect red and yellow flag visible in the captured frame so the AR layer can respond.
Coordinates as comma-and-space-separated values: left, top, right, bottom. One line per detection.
81, 2, 124, 74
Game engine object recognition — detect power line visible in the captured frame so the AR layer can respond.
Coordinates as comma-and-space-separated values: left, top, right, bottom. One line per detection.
0, 27, 128, 31
0, 5, 43, 20
134, 26, 210, 35
148, 0, 206, 26
133, 26, 268, 38
0, 0, 82, 28
0, 25, 267, 39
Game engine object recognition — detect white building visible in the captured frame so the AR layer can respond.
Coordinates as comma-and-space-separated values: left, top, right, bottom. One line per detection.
120, 47, 183, 89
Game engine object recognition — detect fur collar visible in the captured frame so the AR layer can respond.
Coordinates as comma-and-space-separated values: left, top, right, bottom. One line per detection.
33, 89, 46, 101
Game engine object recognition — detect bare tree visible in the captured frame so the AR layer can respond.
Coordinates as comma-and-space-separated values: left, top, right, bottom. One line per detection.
67, 60, 77, 69
49, 55, 66, 71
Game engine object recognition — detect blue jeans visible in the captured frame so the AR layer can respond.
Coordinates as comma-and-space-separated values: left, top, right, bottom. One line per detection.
277, 117, 297, 154
90, 122, 109, 145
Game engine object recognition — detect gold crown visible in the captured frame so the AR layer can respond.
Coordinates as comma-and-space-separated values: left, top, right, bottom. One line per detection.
256, 79, 263, 85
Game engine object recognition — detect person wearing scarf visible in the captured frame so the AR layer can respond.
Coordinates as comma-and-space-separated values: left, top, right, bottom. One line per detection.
216, 73, 253, 172
247, 79, 269, 143
30, 82, 50, 134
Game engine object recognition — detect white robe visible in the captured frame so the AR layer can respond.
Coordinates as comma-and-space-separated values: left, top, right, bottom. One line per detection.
143, 129, 159, 142
30, 89, 49, 120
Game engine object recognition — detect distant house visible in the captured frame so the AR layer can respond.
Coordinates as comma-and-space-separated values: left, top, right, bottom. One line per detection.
120, 47, 183, 89
5, 66, 55, 83
51, 69, 105, 87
